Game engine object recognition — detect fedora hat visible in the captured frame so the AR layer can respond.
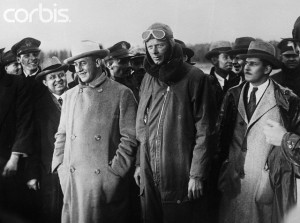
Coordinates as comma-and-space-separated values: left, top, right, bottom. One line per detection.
227, 37, 255, 55
36, 56, 68, 80
64, 40, 109, 64
175, 39, 195, 59
205, 41, 232, 60
239, 40, 281, 69
106, 41, 132, 60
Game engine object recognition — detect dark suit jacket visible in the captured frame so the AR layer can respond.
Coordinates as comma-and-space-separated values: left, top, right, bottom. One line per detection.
29, 90, 62, 178
0, 73, 33, 163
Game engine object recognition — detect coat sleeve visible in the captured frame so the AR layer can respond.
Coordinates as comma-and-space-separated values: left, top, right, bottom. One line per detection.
51, 93, 67, 172
189, 73, 217, 180
11, 76, 33, 155
111, 88, 138, 177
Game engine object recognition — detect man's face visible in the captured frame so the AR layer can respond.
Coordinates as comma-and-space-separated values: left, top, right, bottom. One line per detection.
74, 56, 99, 83
108, 58, 131, 78
5, 61, 22, 75
280, 53, 300, 69
43, 71, 67, 95
17, 52, 40, 71
217, 53, 232, 71
146, 39, 169, 65
232, 55, 245, 74
244, 58, 270, 86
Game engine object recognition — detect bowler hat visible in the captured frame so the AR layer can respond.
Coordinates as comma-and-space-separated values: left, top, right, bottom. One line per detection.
227, 37, 256, 55
36, 56, 68, 80
205, 41, 232, 60
277, 38, 300, 55
239, 40, 281, 69
11, 37, 41, 56
107, 41, 132, 60
1, 50, 17, 66
64, 40, 109, 64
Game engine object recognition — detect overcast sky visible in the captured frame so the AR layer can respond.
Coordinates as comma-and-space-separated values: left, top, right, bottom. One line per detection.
0, 0, 299, 51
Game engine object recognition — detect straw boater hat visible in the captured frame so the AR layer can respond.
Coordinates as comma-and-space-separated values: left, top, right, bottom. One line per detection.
239, 40, 281, 69
227, 37, 256, 55
36, 56, 68, 80
205, 41, 232, 60
64, 40, 109, 64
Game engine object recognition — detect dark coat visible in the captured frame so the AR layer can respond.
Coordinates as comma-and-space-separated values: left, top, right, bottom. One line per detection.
208, 67, 240, 111
271, 65, 300, 97
216, 79, 300, 223
136, 43, 216, 222
0, 73, 33, 161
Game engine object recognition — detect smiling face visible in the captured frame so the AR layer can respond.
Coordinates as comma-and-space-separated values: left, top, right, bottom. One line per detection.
73, 56, 102, 83
17, 52, 40, 72
146, 38, 170, 65
43, 70, 67, 95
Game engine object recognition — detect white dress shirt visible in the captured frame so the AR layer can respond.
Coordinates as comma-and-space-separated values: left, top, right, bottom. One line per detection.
215, 72, 229, 89
247, 79, 270, 105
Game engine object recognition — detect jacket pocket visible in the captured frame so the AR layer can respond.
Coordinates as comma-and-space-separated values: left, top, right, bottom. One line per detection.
218, 160, 240, 197
255, 167, 274, 204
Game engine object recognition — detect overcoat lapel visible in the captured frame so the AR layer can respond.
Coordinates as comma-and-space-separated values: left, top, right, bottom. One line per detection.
238, 83, 249, 124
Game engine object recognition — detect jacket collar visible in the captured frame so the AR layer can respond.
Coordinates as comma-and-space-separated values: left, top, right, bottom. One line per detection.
144, 43, 185, 85
79, 72, 107, 88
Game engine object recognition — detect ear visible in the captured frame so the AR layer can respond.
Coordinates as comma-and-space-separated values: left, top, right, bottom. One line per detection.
42, 79, 48, 87
4, 65, 8, 72
211, 56, 218, 66
264, 65, 272, 75
95, 58, 102, 68
17, 56, 21, 63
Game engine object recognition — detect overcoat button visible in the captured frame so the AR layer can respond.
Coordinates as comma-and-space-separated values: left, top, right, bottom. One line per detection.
94, 169, 101, 174
176, 200, 181, 204
70, 167, 75, 173
79, 88, 83, 93
98, 88, 103, 93
95, 135, 101, 141
71, 135, 76, 140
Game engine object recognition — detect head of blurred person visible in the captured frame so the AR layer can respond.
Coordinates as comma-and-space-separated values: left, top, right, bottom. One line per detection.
205, 41, 233, 78
227, 37, 255, 75
1, 50, 22, 75
277, 38, 300, 70
175, 39, 195, 65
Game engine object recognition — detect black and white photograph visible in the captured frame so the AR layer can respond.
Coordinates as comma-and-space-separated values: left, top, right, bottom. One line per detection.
0, 0, 300, 222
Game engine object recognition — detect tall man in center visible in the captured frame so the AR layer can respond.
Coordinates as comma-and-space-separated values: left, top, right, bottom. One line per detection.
51, 40, 138, 223
134, 23, 216, 223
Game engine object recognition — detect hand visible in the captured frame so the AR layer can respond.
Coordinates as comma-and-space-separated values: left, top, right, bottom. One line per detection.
188, 178, 204, 200
263, 119, 287, 146
2, 154, 19, 177
27, 179, 40, 190
134, 166, 141, 187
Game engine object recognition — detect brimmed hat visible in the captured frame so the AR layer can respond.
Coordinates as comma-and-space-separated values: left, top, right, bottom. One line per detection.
64, 40, 109, 64
227, 37, 255, 55
277, 38, 300, 55
36, 56, 68, 80
1, 50, 17, 66
175, 39, 194, 58
11, 37, 41, 56
205, 41, 232, 60
129, 47, 146, 60
107, 41, 132, 60
239, 40, 281, 69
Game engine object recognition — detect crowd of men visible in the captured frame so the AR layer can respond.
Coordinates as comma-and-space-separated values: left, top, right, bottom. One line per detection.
0, 17, 300, 223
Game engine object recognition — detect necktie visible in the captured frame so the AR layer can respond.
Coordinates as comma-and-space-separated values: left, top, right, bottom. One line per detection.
247, 87, 258, 120
58, 97, 63, 106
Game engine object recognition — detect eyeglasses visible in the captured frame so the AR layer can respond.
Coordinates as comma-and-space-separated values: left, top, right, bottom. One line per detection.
142, 29, 166, 42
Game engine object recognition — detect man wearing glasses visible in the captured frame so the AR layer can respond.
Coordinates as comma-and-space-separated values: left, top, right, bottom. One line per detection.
216, 40, 300, 223
134, 23, 216, 223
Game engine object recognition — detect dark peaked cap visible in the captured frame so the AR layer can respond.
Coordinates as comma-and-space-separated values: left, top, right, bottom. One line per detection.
11, 37, 41, 56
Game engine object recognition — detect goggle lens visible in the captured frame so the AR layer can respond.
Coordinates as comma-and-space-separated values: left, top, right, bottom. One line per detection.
142, 29, 166, 41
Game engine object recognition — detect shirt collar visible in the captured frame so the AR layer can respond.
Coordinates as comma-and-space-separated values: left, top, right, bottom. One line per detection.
247, 79, 270, 104
214, 71, 229, 89
23, 68, 39, 77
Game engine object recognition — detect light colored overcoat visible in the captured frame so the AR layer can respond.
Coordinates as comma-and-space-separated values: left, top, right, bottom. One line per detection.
52, 74, 138, 223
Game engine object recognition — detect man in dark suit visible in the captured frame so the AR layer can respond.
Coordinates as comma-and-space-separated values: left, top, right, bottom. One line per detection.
0, 64, 33, 220
27, 56, 68, 223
